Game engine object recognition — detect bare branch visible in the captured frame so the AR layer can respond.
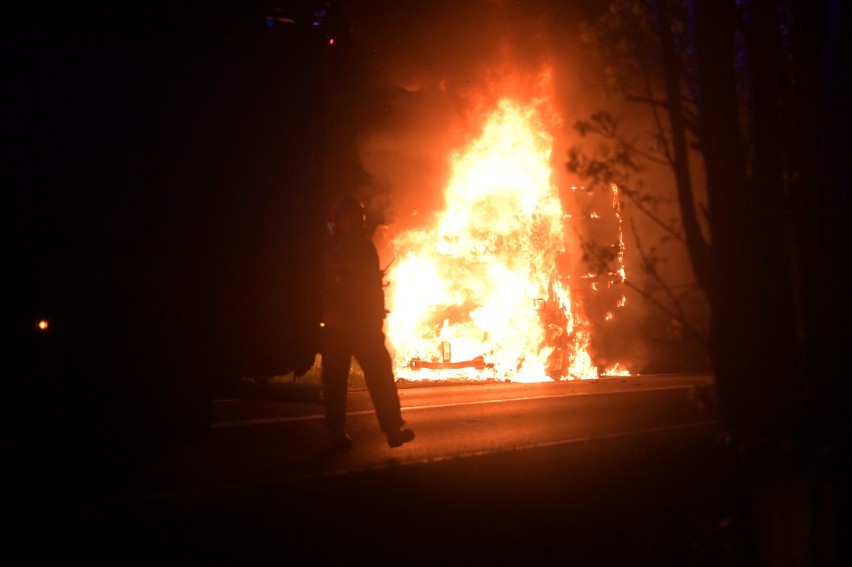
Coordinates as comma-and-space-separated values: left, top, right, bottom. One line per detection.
626, 219, 706, 342
624, 94, 669, 108
617, 182, 685, 243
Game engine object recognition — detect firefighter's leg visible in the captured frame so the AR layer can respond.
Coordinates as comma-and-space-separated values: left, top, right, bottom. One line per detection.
319, 328, 352, 444
354, 329, 413, 447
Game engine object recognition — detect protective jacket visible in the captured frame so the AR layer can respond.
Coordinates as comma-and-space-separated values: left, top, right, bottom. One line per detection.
323, 228, 387, 331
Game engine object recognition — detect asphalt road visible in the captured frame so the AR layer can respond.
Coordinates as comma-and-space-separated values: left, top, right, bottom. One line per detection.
9, 373, 744, 565
205, 373, 720, 487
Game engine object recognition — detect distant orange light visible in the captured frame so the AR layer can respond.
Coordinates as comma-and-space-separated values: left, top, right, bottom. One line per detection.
328, 38, 335, 45
37, 319, 48, 331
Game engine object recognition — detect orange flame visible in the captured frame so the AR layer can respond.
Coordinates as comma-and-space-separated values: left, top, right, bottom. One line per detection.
384, 77, 627, 382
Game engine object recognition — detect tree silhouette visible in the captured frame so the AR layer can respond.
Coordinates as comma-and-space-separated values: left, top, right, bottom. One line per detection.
570, 0, 849, 562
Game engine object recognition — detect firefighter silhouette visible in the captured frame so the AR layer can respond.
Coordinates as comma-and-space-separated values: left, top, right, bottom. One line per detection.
320, 195, 415, 450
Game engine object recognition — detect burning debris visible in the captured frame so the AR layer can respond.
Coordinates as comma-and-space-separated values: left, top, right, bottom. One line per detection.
381, 73, 629, 383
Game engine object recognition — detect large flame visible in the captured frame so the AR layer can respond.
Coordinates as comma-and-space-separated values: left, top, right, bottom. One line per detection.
384, 86, 626, 382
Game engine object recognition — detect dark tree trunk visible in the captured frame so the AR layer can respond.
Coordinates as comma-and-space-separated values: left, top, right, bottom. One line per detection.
691, 0, 760, 436
789, 2, 851, 561
790, 0, 851, 453
689, 0, 849, 563
653, 0, 713, 293
687, 0, 802, 442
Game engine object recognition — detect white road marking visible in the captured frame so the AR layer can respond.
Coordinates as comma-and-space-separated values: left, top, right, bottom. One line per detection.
210, 384, 696, 430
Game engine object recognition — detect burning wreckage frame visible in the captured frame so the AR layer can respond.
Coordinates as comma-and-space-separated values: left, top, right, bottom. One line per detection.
403, 287, 576, 381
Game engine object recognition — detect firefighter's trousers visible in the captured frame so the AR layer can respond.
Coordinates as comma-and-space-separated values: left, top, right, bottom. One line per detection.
320, 325, 406, 434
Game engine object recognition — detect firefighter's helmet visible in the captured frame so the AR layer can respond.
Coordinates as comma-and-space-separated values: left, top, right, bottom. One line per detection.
331, 195, 366, 224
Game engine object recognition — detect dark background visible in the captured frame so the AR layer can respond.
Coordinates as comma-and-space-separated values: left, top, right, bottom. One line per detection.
2, 2, 349, 475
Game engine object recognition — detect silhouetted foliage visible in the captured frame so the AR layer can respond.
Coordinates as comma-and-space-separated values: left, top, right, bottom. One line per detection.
570, 0, 850, 562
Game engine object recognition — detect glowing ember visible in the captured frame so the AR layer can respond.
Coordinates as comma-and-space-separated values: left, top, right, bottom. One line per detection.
384, 90, 628, 382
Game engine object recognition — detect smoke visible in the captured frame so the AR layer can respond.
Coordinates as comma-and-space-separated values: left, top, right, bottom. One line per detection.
334, 1, 705, 373
341, 1, 602, 223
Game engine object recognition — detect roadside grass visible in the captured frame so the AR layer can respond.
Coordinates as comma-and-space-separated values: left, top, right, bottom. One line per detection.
240, 354, 367, 389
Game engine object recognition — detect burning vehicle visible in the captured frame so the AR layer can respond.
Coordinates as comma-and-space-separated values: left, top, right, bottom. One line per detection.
381, 77, 629, 383
402, 283, 576, 381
